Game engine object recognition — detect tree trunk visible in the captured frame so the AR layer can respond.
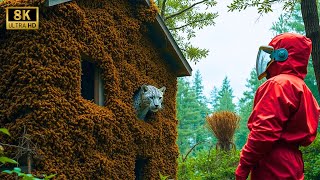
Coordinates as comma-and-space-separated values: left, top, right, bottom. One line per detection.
301, 0, 320, 94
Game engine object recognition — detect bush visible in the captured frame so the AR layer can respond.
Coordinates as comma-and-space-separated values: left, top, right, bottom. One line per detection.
177, 136, 320, 180
301, 136, 320, 180
178, 149, 239, 180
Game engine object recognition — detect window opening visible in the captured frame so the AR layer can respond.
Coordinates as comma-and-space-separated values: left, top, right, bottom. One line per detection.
134, 157, 149, 180
81, 59, 105, 106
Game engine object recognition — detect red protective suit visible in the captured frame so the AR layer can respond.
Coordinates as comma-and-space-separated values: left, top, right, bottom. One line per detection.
236, 33, 320, 180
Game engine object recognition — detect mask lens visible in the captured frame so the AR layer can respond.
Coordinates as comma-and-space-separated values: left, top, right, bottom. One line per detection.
256, 46, 274, 79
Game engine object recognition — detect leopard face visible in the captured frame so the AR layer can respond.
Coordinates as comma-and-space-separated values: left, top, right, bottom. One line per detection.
134, 85, 166, 120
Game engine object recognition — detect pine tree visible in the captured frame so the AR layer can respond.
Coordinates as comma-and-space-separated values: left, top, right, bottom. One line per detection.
235, 69, 265, 149
211, 76, 236, 112
177, 78, 206, 155
192, 70, 206, 105
209, 86, 219, 111
191, 71, 212, 152
177, 73, 212, 155
192, 70, 210, 120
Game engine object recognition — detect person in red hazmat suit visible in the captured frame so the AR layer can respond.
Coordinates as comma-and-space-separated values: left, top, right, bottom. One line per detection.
235, 32, 320, 180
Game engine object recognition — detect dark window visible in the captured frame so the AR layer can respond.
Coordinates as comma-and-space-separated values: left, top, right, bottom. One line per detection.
81, 60, 95, 101
135, 157, 149, 180
81, 59, 105, 106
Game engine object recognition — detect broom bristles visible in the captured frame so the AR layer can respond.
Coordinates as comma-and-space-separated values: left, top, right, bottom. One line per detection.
206, 111, 240, 144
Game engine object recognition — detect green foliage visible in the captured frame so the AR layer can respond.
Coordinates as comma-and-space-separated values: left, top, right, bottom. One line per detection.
209, 86, 218, 110
177, 77, 212, 155
2, 167, 56, 180
301, 136, 320, 179
192, 70, 206, 105
0, 128, 56, 180
271, 2, 320, 104
305, 59, 320, 103
155, 0, 218, 63
0, 128, 18, 165
178, 149, 239, 180
209, 76, 236, 112
0, 156, 18, 164
159, 171, 170, 180
235, 69, 264, 149
0, 128, 10, 136
177, 77, 201, 154
228, 0, 296, 14
177, 74, 237, 155
271, 3, 305, 35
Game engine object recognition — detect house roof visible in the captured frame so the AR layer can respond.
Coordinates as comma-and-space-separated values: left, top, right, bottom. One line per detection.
45, 0, 72, 7
45, 0, 192, 77
143, 0, 192, 77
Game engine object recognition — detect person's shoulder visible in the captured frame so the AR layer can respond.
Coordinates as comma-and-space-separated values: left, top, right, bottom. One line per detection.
268, 73, 304, 87
256, 74, 304, 93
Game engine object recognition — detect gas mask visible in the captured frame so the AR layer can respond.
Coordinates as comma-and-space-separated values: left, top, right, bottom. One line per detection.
256, 46, 288, 80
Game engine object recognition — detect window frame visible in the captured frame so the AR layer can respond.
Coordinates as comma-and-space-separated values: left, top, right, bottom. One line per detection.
94, 66, 105, 106
81, 58, 105, 106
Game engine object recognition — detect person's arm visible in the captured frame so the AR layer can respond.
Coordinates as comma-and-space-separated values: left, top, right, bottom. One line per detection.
235, 80, 297, 179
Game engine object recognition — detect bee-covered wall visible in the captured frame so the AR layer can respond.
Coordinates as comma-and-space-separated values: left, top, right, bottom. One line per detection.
0, 0, 179, 179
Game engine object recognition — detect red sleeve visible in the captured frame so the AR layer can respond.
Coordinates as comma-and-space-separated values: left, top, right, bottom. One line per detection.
235, 80, 297, 179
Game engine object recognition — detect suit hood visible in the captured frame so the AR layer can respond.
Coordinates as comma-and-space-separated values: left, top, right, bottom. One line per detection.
267, 33, 312, 79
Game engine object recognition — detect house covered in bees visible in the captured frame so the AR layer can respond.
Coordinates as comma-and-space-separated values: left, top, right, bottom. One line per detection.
0, 0, 192, 179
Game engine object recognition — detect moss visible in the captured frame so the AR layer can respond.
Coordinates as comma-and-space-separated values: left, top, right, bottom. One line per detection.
0, 0, 178, 179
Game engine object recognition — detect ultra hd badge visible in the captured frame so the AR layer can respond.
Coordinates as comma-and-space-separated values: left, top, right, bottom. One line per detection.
6, 7, 39, 30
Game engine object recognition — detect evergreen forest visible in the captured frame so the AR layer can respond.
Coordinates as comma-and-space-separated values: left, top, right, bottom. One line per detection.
176, 3, 320, 179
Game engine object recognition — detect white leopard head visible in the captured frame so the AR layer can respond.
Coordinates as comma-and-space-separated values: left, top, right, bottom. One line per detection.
141, 85, 166, 112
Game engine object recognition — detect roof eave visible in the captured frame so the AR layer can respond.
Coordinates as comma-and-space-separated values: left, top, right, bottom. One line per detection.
144, 0, 192, 77
155, 15, 192, 77
45, 0, 72, 7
